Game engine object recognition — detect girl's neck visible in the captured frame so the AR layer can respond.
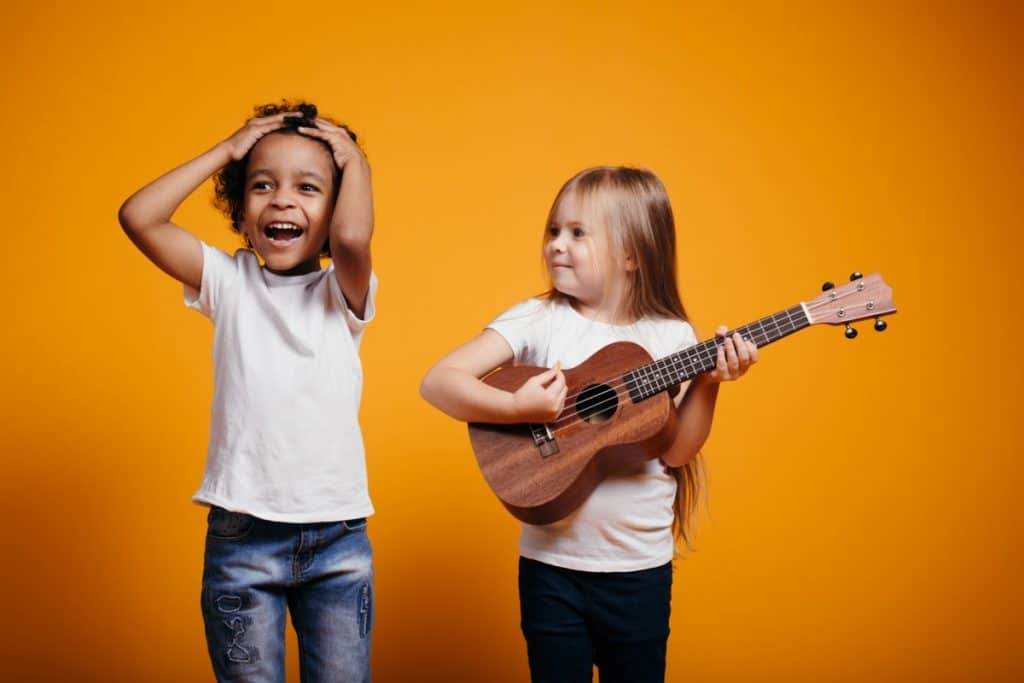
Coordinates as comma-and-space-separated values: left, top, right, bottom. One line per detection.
569, 293, 634, 326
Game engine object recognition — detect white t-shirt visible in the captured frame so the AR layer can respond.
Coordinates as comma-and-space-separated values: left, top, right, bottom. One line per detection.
185, 242, 377, 523
488, 298, 697, 572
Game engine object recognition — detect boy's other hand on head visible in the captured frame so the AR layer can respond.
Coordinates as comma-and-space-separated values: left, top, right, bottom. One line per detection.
221, 112, 303, 162
297, 119, 365, 170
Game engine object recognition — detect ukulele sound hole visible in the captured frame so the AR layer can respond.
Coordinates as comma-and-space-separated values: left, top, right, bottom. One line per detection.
575, 384, 618, 424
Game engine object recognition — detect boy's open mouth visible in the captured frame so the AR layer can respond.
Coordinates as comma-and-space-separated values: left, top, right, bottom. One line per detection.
263, 222, 305, 243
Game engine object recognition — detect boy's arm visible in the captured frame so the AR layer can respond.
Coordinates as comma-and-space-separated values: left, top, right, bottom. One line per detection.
118, 112, 298, 290
420, 330, 568, 425
661, 329, 758, 467
297, 119, 373, 318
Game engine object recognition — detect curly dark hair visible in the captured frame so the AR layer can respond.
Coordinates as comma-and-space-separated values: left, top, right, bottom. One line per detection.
212, 100, 359, 257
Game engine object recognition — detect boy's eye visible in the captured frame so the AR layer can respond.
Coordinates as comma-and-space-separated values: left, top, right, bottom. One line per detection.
299, 183, 320, 192
251, 181, 271, 191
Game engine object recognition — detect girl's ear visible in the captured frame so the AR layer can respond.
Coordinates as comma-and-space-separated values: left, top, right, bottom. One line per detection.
624, 252, 639, 272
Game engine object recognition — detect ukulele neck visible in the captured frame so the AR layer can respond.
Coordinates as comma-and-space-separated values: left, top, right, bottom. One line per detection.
625, 304, 810, 402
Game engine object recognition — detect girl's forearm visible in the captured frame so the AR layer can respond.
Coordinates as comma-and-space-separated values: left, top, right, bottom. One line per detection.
420, 366, 520, 424
663, 376, 720, 467
119, 143, 232, 231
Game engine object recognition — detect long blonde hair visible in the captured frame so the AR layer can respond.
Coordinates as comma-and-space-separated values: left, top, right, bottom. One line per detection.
543, 166, 705, 550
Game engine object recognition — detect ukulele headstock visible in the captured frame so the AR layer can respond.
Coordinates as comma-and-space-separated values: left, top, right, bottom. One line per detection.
806, 273, 896, 337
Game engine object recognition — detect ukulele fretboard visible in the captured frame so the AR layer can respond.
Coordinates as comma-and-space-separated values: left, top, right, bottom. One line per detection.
625, 305, 809, 402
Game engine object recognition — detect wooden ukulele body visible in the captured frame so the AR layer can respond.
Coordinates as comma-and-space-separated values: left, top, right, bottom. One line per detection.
468, 342, 675, 525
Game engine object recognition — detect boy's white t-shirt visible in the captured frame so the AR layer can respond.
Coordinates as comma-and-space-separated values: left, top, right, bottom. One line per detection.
185, 241, 377, 523
487, 298, 698, 572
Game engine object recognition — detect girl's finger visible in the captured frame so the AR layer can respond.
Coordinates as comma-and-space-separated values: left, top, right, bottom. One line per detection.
733, 333, 750, 365
714, 344, 727, 379
724, 335, 739, 371
533, 366, 558, 386
547, 371, 566, 394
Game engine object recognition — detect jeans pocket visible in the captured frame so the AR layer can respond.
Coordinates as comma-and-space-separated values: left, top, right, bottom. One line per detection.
342, 517, 367, 532
207, 507, 256, 541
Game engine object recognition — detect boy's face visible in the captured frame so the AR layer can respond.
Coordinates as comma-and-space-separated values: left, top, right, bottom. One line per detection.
241, 132, 337, 275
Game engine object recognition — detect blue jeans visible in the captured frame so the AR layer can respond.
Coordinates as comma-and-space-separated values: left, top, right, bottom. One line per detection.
518, 557, 672, 683
201, 507, 373, 683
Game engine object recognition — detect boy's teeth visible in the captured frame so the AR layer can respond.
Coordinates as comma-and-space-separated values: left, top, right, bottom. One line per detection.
265, 223, 304, 240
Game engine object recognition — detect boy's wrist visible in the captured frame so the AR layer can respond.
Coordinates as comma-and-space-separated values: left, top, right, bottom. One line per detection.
209, 141, 234, 166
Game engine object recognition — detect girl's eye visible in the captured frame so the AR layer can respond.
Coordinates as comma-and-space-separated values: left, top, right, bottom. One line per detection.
299, 183, 319, 192
572, 228, 585, 238
251, 181, 271, 191
547, 226, 559, 238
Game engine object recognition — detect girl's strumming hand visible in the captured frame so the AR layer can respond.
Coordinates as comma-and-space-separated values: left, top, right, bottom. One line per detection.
298, 118, 365, 170
512, 365, 567, 423
708, 326, 758, 382
220, 112, 301, 161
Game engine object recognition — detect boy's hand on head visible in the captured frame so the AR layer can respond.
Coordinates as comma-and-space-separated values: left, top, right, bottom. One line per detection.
221, 112, 302, 162
512, 365, 567, 424
708, 326, 758, 383
297, 119, 365, 170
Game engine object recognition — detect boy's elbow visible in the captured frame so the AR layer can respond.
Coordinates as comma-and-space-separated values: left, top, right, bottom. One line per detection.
117, 202, 135, 232
118, 200, 145, 235
419, 370, 440, 406
333, 230, 373, 258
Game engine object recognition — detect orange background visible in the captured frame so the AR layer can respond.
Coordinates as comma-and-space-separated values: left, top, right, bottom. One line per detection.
2, 1, 1021, 681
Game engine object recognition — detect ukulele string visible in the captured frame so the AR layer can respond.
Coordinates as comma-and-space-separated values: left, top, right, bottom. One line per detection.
545, 290, 869, 431
545, 313, 807, 432
544, 341, 727, 432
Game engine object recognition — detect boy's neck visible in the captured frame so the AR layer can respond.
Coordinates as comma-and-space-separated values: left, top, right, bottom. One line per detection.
263, 258, 323, 277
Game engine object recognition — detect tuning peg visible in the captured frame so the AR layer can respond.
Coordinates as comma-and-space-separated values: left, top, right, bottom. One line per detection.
845, 324, 858, 339
874, 318, 888, 332
849, 271, 863, 281
822, 281, 835, 291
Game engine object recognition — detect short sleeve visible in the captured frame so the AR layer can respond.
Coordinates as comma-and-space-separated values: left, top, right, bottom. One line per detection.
649, 319, 698, 360
486, 298, 549, 363
327, 268, 379, 336
184, 242, 241, 320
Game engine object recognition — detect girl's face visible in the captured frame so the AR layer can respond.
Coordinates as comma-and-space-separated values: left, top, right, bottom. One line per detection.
241, 132, 336, 275
545, 192, 626, 314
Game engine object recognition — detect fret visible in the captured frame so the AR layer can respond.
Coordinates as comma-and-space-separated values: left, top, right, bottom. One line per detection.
627, 304, 810, 403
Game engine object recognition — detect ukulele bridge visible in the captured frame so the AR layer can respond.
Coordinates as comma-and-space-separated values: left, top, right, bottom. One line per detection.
530, 424, 560, 458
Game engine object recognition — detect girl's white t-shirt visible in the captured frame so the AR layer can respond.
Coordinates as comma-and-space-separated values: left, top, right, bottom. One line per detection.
184, 242, 377, 523
487, 298, 698, 572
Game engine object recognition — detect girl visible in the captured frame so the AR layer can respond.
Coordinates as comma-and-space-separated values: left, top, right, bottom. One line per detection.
420, 167, 757, 683
119, 101, 377, 682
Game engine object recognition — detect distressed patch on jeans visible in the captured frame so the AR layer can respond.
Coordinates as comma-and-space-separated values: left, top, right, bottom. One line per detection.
359, 583, 372, 638
214, 591, 260, 665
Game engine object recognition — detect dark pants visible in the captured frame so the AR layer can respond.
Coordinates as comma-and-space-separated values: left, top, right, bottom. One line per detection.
518, 556, 672, 683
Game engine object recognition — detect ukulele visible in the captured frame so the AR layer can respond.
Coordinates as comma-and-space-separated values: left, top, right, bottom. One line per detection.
468, 273, 896, 525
